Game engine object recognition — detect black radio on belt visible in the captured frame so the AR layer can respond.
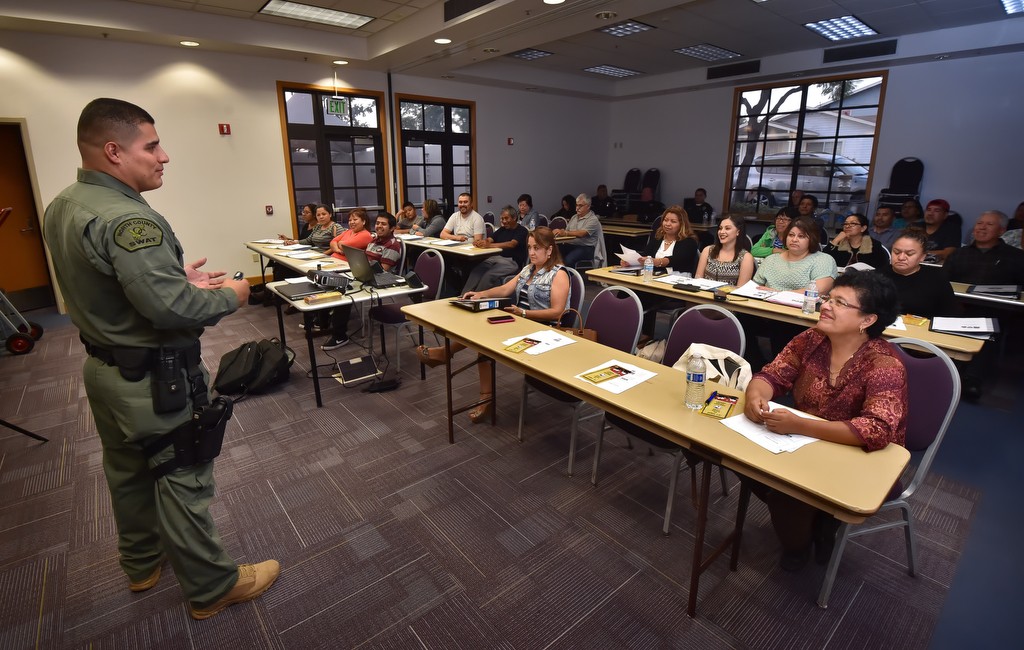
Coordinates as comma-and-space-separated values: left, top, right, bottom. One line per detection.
152, 347, 188, 413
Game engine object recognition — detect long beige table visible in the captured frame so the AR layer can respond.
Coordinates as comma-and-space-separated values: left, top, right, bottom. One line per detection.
401, 236, 502, 258
586, 266, 984, 361
246, 241, 346, 280
950, 281, 1024, 310
400, 300, 910, 616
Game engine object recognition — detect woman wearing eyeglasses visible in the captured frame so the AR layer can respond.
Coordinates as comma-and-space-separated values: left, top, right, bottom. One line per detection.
751, 206, 797, 258
824, 213, 889, 269
743, 270, 908, 571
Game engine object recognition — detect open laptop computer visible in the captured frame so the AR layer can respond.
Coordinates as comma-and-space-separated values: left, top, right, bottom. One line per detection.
341, 245, 406, 289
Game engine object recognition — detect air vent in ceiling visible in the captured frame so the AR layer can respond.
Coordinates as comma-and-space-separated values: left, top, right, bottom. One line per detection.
823, 39, 897, 63
707, 60, 760, 80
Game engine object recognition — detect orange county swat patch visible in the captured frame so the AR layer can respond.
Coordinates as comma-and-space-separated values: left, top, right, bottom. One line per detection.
114, 217, 164, 252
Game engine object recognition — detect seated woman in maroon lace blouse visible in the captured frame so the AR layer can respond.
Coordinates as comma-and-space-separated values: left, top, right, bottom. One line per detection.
743, 270, 908, 571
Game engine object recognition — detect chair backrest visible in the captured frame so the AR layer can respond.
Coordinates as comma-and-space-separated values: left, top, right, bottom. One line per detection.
663, 304, 746, 367
484, 222, 495, 238
887, 338, 960, 498
880, 244, 891, 262
536, 214, 548, 228
622, 168, 642, 193
648, 215, 663, 248
887, 157, 924, 193
583, 285, 643, 353
413, 249, 446, 301
396, 239, 408, 274
641, 168, 660, 195
549, 216, 567, 231
559, 266, 586, 325
483, 211, 495, 225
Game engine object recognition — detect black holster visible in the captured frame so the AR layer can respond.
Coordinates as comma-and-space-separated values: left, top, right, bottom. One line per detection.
143, 396, 233, 479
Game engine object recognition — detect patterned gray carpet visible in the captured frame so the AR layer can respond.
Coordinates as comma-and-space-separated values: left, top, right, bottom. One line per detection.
0, 299, 977, 649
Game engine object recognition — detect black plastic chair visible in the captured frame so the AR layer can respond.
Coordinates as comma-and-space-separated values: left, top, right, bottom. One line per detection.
612, 168, 643, 213
877, 157, 924, 214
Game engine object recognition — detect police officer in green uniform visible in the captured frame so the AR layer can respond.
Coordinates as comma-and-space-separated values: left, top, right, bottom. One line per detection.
43, 98, 279, 620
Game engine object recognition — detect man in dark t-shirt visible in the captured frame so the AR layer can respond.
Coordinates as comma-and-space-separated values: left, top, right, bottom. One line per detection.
922, 199, 961, 263
462, 206, 529, 292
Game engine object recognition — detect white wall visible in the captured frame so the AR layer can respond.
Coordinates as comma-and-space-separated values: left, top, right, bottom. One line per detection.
607, 50, 1024, 237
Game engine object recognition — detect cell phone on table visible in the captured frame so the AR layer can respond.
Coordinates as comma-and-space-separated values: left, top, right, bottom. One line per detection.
487, 314, 515, 324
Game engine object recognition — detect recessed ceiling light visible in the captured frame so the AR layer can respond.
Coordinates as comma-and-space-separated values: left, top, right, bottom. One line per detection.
260, 0, 373, 29
543, 0, 565, 5
179, 40, 199, 47
934, 54, 950, 60
509, 48, 552, 61
804, 15, 877, 41
482, 47, 500, 54
1002, 0, 1023, 14
332, 59, 348, 65
435, 38, 452, 45
674, 44, 742, 62
583, 64, 642, 78
595, 11, 617, 20
599, 20, 654, 37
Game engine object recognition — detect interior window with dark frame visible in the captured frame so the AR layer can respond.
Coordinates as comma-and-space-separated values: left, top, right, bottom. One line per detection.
281, 87, 386, 231
727, 74, 885, 220
398, 97, 473, 215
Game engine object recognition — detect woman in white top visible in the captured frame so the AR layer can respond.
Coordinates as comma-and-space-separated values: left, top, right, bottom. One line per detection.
753, 217, 837, 293
696, 214, 755, 286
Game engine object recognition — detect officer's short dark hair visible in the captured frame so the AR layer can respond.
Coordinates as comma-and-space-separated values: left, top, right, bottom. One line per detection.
78, 98, 154, 150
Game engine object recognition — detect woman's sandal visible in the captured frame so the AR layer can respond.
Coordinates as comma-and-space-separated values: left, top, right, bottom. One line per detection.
468, 394, 493, 424
415, 345, 446, 368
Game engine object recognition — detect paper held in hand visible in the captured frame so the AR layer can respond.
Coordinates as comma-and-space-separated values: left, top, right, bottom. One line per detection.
615, 245, 643, 267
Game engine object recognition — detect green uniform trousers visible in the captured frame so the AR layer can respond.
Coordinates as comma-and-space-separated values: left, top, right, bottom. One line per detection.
83, 356, 238, 606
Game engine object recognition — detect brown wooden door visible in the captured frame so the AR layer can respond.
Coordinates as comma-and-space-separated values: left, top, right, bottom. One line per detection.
0, 123, 53, 311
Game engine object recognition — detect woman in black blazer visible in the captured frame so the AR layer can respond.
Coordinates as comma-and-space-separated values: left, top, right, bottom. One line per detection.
640, 205, 700, 273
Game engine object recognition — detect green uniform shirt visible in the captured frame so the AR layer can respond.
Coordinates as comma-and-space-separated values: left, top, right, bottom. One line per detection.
43, 169, 238, 349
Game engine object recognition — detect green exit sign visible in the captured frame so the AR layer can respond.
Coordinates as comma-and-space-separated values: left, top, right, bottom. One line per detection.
327, 97, 347, 116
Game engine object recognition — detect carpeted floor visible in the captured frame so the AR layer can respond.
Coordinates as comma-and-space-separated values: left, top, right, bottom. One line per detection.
0, 299, 978, 649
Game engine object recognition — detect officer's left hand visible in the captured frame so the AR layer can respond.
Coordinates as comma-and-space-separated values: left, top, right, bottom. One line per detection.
186, 257, 227, 289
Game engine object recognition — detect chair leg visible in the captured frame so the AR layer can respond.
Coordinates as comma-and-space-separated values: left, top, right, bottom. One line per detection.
592, 414, 607, 486
664, 452, 684, 536
393, 326, 401, 374
516, 378, 529, 443
689, 458, 699, 510
901, 504, 917, 577
718, 465, 730, 497
817, 522, 851, 608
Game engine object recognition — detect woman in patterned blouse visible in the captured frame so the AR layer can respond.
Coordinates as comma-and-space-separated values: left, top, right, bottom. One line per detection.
743, 270, 908, 571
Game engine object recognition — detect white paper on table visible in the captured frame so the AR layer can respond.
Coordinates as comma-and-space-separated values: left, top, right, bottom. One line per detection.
574, 359, 657, 395
886, 316, 907, 331
501, 329, 576, 355
655, 275, 728, 290
278, 243, 311, 250
283, 251, 325, 259
845, 262, 875, 272
429, 239, 462, 247
765, 290, 807, 308
251, 238, 284, 244
293, 260, 348, 270
720, 401, 818, 453
615, 245, 643, 267
397, 234, 424, 240
731, 280, 777, 300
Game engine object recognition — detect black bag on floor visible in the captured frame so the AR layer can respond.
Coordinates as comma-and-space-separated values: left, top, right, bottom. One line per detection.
213, 338, 294, 396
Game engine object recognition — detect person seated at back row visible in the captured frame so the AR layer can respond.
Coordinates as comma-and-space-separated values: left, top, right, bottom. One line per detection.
880, 229, 957, 318
743, 270, 907, 571
554, 193, 601, 268
551, 194, 575, 221
416, 227, 571, 423
462, 205, 528, 292
395, 201, 418, 230
823, 213, 889, 269
944, 210, 1024, 286
683, 187, 714, 224
752, 206, 797, 258
322, 213, 402, 351
696, 214, 755, 286
406, 199, 444, 237
922, 199, 961, 263
517, 193, 541, 230
591, 184, 617, 218
284, 203, 343, 249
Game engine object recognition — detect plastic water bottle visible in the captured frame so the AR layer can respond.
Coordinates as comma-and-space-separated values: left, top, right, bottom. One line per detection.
802, 280, 819, 314
685, 354, 707, 409
702, 209, 710, 225
642, 256, 654, 283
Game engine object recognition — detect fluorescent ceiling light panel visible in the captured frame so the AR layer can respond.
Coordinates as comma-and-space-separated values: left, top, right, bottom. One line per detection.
583, 65, 641, 78
509, 48, 552, 61
1002, 1, 1023, 15
599, 20, 654, 37
674, 44, 742, 61
260, 1, 373, 29
804, 15, 877, 41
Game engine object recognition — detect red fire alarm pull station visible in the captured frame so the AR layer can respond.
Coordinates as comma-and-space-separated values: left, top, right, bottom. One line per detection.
218, 123, 231, 135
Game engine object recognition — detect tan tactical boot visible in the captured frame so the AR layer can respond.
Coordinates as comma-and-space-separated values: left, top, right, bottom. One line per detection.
188, 560, 280, 620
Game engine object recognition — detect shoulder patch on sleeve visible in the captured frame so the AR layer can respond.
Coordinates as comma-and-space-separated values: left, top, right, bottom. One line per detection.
113, 217, 164, 252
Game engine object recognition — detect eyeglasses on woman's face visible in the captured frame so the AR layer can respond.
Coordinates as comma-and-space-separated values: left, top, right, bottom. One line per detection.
821, 294, 862, 311
842, 220, 864, 229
